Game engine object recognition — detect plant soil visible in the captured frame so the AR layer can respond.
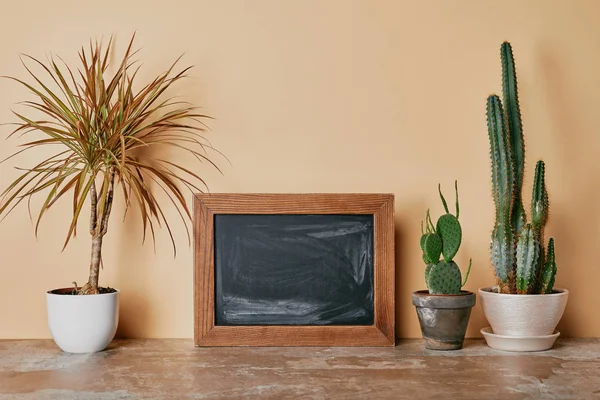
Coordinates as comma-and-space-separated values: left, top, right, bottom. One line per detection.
485, 287, 561, 295
49, 287, 117, 295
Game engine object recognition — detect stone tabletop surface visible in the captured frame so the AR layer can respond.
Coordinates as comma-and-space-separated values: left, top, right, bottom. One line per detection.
1, 338, 599, 399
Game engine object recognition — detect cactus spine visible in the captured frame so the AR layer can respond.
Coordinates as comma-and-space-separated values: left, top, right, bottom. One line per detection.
420, 182, 472, 295
485, 41, 558, 294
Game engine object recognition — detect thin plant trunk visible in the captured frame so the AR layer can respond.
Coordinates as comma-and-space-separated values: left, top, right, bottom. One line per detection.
87, 234, 104, 293
79, 167, 116, 295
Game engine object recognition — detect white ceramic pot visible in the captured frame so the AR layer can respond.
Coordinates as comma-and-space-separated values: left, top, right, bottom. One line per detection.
46, 288, 119, 353
478, 287, 568, 336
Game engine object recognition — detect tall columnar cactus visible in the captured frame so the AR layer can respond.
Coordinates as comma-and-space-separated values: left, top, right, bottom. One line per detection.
487, 95, 516, 292
420, 182, 472, 295
485, 41, 558, 294
540, 238, 557, 294
516, 224, 541, 294
531, 160, 549, 241
501, 43, 526, 235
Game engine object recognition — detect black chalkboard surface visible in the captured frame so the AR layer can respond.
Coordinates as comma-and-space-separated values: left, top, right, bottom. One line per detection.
214, 214, 374, 326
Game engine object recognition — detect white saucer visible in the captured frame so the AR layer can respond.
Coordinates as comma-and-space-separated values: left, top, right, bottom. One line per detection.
481, 327, 560, 352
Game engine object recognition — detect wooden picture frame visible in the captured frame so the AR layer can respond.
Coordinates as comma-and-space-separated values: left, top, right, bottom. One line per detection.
193, 193, 395, 346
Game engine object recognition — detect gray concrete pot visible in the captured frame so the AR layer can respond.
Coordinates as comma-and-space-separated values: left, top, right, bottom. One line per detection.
412, 290, 476, 350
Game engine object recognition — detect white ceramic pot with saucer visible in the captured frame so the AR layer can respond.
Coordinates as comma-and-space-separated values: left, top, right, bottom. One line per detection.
478, 287, 568, 351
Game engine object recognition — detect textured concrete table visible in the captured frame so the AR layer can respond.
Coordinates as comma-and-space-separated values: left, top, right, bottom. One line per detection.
1, 339, 599, 399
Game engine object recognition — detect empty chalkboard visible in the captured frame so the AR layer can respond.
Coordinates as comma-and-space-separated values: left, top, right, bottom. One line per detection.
214, 214, 374, 326
193, 193, 395, 346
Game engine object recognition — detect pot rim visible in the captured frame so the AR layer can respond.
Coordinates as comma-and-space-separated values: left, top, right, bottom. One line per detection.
413, 289, 474, 297
47, 287, 120, 296
478, 287, 568, 297
412, 289, 476, 308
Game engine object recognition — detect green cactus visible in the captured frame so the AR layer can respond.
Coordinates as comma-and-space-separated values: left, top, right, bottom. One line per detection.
436, 183, 462, 262
516, 224, 541, 294
530, 160, 549, 292
437, 214, 462, 262
485, 41, 558, 294
462, 258, 472, 287
454, 180, 460, 219
501, 42, 526, 235
425, 263, 434, 289
420, 181, 471, 295
427, 261, 462, 295
531, 160, 549, 239
422, 233, 442, 264
540, 238, 557, 294
487, 95, 516, 292
438, 183, 450, 214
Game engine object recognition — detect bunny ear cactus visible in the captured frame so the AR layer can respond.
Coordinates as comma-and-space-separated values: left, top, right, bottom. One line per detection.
428, 261, 462, 294
485, 41, 558, 294
420, 181, 472, 295
422, 232, 442, 264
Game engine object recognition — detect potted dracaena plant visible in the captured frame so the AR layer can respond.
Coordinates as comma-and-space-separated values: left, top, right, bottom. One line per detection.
479, 41, 566, 352
412, 181, 475, 350
0, 35, 221, 353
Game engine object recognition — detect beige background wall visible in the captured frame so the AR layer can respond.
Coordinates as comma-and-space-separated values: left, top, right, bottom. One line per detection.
0, 0, 599, 339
